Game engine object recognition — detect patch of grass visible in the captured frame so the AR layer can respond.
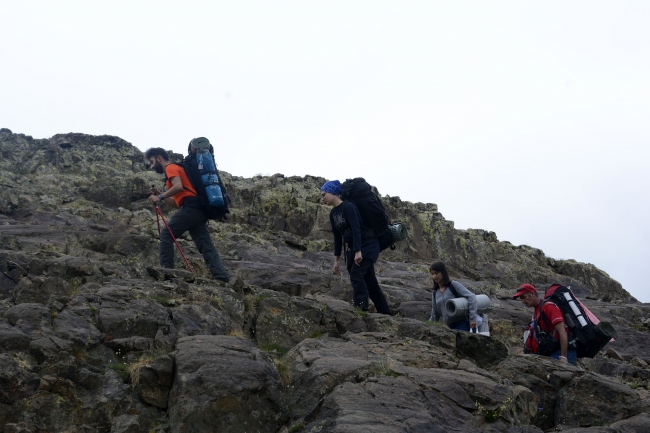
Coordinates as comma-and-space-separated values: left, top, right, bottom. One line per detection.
106, 363, 130, 382
227, 328, 247, 338
483, 410, 499, 423
153, 295, 179, 307
377, 356, 397, 377
273, 358, 292, 387
89, 306, 97, 314
126, 353, 157, 386
475, 395, 514, 424
288, 422, 304, 433
425, 320, 444, 327
591, 420, 609, 427
309, 331, 323, 339
244, 293, 271, 312
70, 346, 87, 361
261, 343, 288, 354
355, 308, 368, 317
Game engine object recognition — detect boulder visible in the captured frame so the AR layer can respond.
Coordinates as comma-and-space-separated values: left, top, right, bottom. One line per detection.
255, 294, 324, 352
137, 354, 174, 408
286, 332, 460, 420
555, 372, 646, 427
3, 303, 53, 338
13, 276, 71, 305
492, 355, 583, 431
53, 308, 103, 348
0, 353, 40, 406
609, 412, 650, 432
365, 314, 457, 350
0, 321, 31, 351
303, 368, 540, 433
28, 336, 73, 363
168, 335, 287, 433
455, 330, 509, 368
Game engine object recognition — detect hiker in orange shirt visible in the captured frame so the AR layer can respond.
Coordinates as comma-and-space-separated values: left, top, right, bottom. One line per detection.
146, 147, 230, 282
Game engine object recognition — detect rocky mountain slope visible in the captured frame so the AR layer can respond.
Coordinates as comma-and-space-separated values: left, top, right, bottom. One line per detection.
0, 128, 648, 433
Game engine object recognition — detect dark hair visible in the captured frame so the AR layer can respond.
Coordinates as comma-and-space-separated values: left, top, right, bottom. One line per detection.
144, 147, 169, 162
429, 261, 451, 290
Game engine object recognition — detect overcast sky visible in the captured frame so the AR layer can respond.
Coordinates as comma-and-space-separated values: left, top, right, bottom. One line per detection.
2, 1, 648, 302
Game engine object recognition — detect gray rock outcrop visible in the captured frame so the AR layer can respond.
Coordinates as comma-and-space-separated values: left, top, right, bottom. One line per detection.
0, 129, 648, 432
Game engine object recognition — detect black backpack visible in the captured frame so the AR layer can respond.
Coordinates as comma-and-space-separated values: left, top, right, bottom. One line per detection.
165, 143, 231, 221
539, 285, 617, 358
340, 178, 395, 251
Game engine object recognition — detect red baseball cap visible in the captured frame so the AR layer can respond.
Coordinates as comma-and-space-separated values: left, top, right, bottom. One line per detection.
513, 284, 537, 299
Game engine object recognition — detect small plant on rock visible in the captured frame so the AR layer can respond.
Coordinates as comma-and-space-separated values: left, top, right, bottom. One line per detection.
288, 421, 304, 433
425, 320, 444, 327
227, 328, 247, 338
261, 343, 287, 355
244, 293, 271, 312
153, 294, 181, 307
273, 357, 292, 387
106, 363, 130, 382
378, 355, 398, 377
475, 395, 514, 424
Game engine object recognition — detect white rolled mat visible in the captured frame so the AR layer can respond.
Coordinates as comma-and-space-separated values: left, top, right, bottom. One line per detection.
445, 294, 491, 321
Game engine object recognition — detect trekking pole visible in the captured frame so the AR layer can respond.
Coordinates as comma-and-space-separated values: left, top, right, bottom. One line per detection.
154, 204, 194, 273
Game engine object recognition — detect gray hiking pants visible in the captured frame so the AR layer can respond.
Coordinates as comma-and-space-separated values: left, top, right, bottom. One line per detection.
159, 202, 230, 282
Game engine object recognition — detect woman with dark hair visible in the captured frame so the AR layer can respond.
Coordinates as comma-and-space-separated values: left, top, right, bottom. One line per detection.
428, 261, 477, 331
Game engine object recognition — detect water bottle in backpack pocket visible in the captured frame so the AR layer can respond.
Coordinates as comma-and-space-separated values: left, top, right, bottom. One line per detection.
203, 174, 224, 207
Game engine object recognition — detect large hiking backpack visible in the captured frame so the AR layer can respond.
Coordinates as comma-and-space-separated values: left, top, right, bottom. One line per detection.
165, 138, 231, 221
537, 285, 617, 358
340, 178, 407, 251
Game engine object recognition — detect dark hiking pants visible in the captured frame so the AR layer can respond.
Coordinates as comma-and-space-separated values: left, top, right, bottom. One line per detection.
159, 203, 230, 282
346, 253, 392, 315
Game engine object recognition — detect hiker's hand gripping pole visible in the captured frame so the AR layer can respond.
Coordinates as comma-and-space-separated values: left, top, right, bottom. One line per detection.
154, 204, 194, 273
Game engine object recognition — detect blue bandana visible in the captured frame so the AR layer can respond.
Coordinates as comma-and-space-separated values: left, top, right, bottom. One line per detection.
320, 180, 342, 196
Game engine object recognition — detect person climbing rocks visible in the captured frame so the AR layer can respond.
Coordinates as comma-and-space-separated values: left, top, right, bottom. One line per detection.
428, 261, 478, 332
321, 180, 392, 315
514, 283, 576, 364
145, 147, 230, 283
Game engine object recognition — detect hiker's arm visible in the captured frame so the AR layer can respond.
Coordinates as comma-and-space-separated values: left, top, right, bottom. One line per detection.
333, 256, 341, 276
554, 322, 569, 363
159, 177, 182, 208
345, 203, 363, 252
166, 176, 185, 198
331, 213, 342, 276
345, 203, 364, 265
431, 291, 441, 322
331, 213, 343, 257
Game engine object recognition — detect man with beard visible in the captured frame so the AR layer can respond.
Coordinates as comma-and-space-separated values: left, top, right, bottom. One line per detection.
144, 147, 230, 283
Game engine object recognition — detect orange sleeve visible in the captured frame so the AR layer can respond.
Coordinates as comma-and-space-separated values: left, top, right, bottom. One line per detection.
165, 164, 183, 180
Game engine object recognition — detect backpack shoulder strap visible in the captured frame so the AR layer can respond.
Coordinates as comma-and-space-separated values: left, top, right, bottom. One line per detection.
448, 281, 460, 298
536, 300, 556, 332
163, 163, 197, 195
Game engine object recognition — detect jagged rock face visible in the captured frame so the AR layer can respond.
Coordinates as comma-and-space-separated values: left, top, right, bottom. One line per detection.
0, 129, 648, 432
